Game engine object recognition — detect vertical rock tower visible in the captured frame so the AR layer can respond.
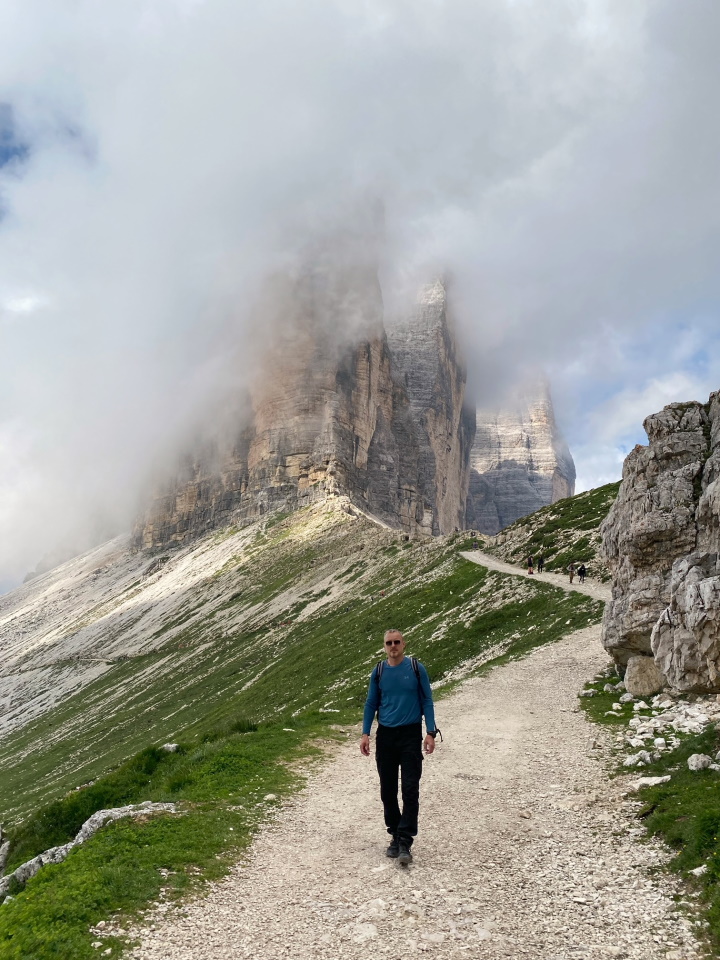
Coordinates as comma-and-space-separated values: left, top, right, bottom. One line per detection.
386, 281, 476, 535
464, 384, 576, 534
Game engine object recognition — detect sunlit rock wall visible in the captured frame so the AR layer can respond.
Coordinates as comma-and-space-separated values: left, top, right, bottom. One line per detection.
464, 385, 576, 535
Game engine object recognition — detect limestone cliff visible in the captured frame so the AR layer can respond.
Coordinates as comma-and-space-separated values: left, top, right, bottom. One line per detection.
386, 281, 475, 536
601, 392, 720, 693
464, 385, 576, 535
134, 274, 473, 550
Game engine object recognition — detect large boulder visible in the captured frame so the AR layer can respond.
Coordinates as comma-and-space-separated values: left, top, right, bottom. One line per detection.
600, 401, 710, 667
623, 655, 664, 697
601, 391, 720, 694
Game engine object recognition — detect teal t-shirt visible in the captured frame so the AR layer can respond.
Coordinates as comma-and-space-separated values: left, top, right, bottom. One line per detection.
362, 657, 436, 735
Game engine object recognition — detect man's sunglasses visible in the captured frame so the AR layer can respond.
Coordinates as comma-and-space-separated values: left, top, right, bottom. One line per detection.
385, 639, 402, 646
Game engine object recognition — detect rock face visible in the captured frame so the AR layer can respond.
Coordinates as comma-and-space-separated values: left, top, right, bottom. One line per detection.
601, 393, 720, 692
134, 273, 474, 550
386, 281, 476, 536
464, 384, 576, 535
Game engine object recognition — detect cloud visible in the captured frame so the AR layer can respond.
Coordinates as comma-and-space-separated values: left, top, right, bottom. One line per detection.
0, 0, 719, 584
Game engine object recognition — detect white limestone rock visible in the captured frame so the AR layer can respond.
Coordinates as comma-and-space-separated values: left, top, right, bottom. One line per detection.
624, 657, 664, 697
0, 802, 176, 899
652, 553, 720, 693
601, 391, 720, 694
600, 401, 710, 667
687, 754, 713, 771
627, 776, 671, 791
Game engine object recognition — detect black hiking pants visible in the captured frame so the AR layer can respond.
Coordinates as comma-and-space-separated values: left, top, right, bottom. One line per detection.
375, 722, 423, 845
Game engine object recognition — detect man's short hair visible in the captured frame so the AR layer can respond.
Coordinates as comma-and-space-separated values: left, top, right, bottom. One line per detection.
384, 629, 404, 642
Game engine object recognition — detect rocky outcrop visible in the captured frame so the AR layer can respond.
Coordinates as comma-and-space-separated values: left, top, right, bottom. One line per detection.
601, 393, 720, 692
0, 802, 176, 899
134, 273, 474, 550
464, 384, 576, 534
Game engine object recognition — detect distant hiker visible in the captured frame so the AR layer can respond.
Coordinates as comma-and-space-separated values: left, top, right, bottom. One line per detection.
527, 555, 534, 575
360, 629, 438, 866
472, 539, 479, 550
537, 553, 545, 573
568, 561, 576, 584
578, 563, 587, 584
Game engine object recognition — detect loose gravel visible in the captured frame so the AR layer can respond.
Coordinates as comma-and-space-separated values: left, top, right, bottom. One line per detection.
129, 622, 700, 960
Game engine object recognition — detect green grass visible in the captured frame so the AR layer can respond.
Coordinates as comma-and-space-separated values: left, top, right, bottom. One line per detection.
580, 675, 720, 953
488, 481, 620, 579
0, 511, 605, 959
638, 728, 720, 953
0, 719, 326, 959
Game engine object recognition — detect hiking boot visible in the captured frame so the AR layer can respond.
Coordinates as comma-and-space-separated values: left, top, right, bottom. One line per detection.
397, 841, 413, 865
386, 836, 399, 858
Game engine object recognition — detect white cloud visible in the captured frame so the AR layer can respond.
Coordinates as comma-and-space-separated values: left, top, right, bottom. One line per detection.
0, 0, 719, 584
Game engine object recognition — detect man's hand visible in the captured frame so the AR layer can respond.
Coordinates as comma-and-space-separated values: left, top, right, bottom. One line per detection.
424, 734, 435, 755
360, 734, 371, 756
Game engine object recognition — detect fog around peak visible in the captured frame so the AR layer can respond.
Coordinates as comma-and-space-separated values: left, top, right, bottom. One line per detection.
1, 0, 719, 589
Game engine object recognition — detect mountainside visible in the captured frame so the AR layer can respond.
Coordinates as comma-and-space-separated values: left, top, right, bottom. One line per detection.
465, 383, 576, 535
0, 482, 611, 957
132, 270, 573, 552
133, 274, 476, 550
601, 392, 720, 692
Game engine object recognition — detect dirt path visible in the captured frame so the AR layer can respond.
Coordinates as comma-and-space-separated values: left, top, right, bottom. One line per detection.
130, 623, 698, 960
459, 550, 612, 604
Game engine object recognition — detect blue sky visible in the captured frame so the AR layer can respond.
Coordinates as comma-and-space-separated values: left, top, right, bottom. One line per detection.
0, 0, 719, 589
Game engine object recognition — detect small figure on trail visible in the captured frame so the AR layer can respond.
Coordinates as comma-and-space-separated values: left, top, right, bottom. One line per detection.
568, 561, 576, 584
527, 555, 534, 575
537, 553, 545, 573
360, 629, 438, 867
578, 563, 587, 584
472, 539, 479, 550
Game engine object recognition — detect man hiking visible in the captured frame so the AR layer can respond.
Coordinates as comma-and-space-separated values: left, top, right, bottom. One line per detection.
360, 629, 438, 866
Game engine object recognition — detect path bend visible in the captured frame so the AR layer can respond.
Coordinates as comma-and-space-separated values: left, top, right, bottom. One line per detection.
459, 550, 611, 604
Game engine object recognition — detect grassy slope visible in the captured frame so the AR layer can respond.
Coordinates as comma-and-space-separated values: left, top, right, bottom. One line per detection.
0, 500, 606, 959
580, 676, 720, 954
486, 481, 620, 580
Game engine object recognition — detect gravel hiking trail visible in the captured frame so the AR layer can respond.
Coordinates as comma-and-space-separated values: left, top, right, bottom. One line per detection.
130, 559, 698, 960
459, 550, 612, 604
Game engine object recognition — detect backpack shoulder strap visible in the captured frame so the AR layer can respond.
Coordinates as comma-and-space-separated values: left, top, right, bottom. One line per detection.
411, 657, 424, 696
374, 660, 385, 706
